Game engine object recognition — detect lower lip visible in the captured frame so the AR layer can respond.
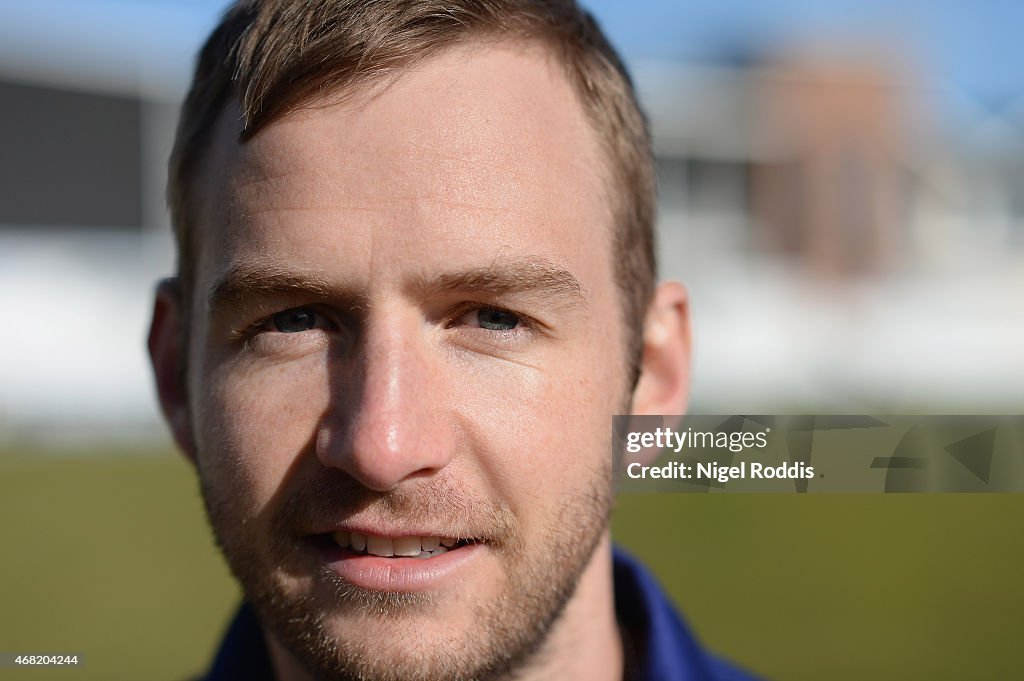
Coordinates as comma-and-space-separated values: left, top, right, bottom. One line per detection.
313, 539, 483, 592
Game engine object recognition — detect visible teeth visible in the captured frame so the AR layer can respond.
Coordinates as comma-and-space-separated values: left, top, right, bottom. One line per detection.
334, 532, 460, 557
393, 536, 422, 557
366, 535, 394, 557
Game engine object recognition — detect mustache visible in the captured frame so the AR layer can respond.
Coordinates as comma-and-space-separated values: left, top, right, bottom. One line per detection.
272, 469, 516, 543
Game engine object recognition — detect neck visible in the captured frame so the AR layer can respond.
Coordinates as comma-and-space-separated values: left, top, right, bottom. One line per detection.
266, 532, 623, 681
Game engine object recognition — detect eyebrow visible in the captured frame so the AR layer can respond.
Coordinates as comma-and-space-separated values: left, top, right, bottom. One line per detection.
207, 264, 364, 316
408, 259, 585, 308
207, 257, 586, 316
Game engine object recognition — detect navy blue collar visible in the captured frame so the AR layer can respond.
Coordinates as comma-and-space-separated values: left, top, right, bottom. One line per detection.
612, 547, 762, 681
201, 548, 761, 681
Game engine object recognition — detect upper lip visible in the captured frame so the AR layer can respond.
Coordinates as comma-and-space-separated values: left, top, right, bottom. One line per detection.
310, 523, 478, 540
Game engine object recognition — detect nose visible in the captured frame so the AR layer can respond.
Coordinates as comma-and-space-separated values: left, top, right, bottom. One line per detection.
316, 309, 456, 491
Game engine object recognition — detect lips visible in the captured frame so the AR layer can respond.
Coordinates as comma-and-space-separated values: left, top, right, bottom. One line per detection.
311, 529, 485, 592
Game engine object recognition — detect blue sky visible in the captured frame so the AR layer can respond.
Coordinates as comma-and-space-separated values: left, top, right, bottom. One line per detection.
2, 0, 1023, 115
583, 0, 1024, 112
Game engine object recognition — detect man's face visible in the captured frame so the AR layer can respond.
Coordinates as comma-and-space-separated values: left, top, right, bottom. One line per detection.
183, 43, 629, 681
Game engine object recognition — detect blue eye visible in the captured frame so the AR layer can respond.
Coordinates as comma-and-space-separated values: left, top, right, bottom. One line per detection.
476, 307, 520, 331
271, 308, 321, 333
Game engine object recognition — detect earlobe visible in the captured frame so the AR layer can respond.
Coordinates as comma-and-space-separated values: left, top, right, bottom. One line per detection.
630, 281, 692, 416
147, 278, 197, 463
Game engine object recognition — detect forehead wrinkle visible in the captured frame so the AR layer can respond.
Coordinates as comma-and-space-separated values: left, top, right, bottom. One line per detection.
235, 195, 515, 221
231, 146, 531, 213
228, 156, 526, 225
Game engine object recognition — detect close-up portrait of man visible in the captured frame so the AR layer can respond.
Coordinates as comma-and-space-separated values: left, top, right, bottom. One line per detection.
146, 0, 760, 680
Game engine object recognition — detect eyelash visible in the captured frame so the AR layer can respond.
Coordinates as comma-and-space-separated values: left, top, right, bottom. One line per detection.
229, 309, 326, 345
232, 303, 538, 343
445, 302, 536, 336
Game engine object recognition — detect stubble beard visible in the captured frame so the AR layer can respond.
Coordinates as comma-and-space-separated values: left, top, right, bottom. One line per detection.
198, 458, 614, 681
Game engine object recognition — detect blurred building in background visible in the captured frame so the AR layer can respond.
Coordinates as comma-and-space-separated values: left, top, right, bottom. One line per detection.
1, 3, 1022, 444
638, 46, 1023, 413
0, 14, 182, 441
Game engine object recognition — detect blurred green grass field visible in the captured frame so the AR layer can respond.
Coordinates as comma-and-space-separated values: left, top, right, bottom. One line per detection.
2, 446, 1022, 680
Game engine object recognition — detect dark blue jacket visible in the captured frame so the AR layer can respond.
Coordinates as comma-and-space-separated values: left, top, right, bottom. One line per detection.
200, 548, 763, 680
612, 549, 763, 680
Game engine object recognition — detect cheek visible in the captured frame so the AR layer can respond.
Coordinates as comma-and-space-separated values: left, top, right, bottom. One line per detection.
193, 354, 331, 505
540, 367, 619, 481
467, 330, 623, 517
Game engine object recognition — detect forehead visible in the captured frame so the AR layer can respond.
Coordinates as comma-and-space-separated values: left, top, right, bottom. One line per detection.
191, 42, 615, 304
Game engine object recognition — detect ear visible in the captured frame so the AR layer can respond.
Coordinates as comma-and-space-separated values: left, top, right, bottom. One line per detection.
631, 281, 691, 416
147, 278, 197, 464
